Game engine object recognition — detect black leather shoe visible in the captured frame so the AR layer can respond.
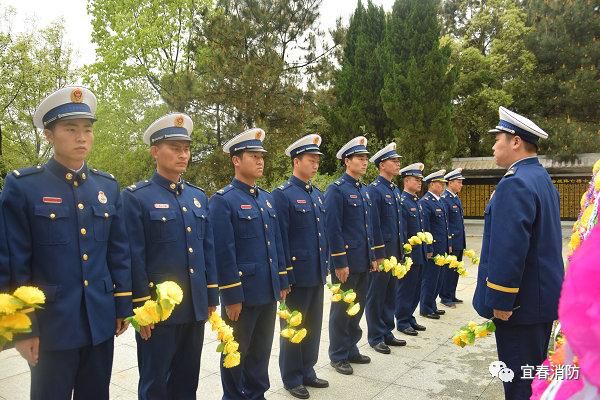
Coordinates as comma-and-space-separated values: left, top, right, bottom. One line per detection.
453, 298, 464, 304
400, 327, 418, 336
385, 337, 407, 346
330, 360, 353, 375
441, 302, 456, 308
420, 313, 440, 319
372, 342, 391, 354
434, 309, 446, 315
348, 354, 371, 364
303, 378, 329, 388
287, 385, 310, 399
411, 323, 426, 331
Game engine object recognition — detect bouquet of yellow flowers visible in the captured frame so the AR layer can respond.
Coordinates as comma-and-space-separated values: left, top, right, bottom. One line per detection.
208, 311, 241, 368
407, 231, 434, 246
0, 286, 46, 349
378, 256, 413, 280
126, 281, 183, 331
278, 301, 307, 344
463, 249, 480, 265
433, 253, 467, 276
327, 283, 360, 316
451, 320, 496, 347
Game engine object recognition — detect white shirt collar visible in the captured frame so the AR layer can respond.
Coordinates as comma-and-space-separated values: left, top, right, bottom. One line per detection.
508, 155, 537, 170
428, 191, 440, 201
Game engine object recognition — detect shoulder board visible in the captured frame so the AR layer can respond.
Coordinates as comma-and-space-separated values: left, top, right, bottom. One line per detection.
126, 180, 151, 192
90, 168, 116, 181
504, 167, 517, 177
12, 165, 44, 178
184, 181, 205, 193
278, 182, 292, 191
333, 178, 344, 186
215, 185, 234, 196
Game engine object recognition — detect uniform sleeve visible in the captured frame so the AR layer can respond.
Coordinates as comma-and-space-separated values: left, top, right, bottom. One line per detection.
122, 189, 151, 307
208, 195, 244, 305
444, 201, 453, 250
485, 178, 535, 311
0, 198, 10, 292
400, 202, 409, 249
2, 176, 39, 337
369, 189, 386, 260
324, 185, 348, 269
107, 186, 133, 319
420, 201, 433, 254
272, 204, 290, 291
203, 196, 219, 307
272, 189, 295, 285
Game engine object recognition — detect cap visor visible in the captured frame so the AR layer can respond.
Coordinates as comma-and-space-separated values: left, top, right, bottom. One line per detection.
55, 113, 97, 123
161, 135, 192, 142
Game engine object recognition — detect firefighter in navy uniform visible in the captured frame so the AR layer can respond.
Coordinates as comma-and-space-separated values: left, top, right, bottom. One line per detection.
122, 113, 219, 400
208, 128, 289, 400
273, 134, 330, 399
473, 107, 564, 400
395, 163, 428, 336
366, 143, 407, 354
324, 136, 383, 376
419, 169, 450, 320
439, 168, 466, 308
0, 86, 132, 400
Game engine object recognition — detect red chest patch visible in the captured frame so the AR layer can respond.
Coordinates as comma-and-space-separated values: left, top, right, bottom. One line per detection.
42, 197, 62, 204
296, 199, 307, 204
240, 204, 252, 210
154, 203, 170, 209
349, 194, 358, 199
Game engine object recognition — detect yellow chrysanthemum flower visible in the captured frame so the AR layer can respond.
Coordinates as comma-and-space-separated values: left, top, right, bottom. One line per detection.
343, 292, 356, 303
331, 293, 342, 302
434, 255, 446, 266
281, 328, 296, 338
467, 321, 478, 330
474, 326, 488, 338
463, 249, 475, 258
471, 257, 480, 265
159, 300, 175, 321
0, 294, 20, 315
416, 232, 426, 241
404, 257, 413, 269
403, 243, 412, 254
346, 303, 360, 316
382, 259, 393, 272
329, 284, 341, 294
289, 313, 302, 327
209, 311, 221, 326
218, 326, 234, 343
223, 340, 239, 354
0, 328, 14, 342
389, 256, 398, 266
0, 313, 31, 330
156, 281, 183, 306
133, 300, 161, 326
278, 309, 291, 320
290, 328, 307, 344
449, 259, 460, 269
13, 286, 45, 306
223, 351, 241, 368
424, 232, 434, 244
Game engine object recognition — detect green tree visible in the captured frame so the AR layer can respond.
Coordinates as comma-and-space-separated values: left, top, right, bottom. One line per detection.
520, 0, 600, 160
381, 0, 457, 168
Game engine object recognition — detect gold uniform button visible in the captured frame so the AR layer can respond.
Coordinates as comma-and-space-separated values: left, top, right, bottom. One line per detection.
320, 247, 322, 252
82, 254, 89, 261
182, 207, 188, 212
267, 241, 271, 245
269, 258, 273, 263
260, 208, 264, 212
345, 245, 349, 249
104, 213, 109, 218
264, 224, 268, 229
239, 271, 243, 276
188, 247, 193, 253
66, 173, 73, 180
170, 183, 177, 190
318, 233, 321, 237
78, 203, 84, 210
187, 227, 192, 232
190, 268, 194, 274
84, 280, 89, 286
317, 218, 320, 222
292, 256, 296, 261
81, 173, 86, 180
149, 282, 154, 288
161, 217, 167, 222
80, 228, 87, 235
250, 188, 255, 194
73, 181, 79, 187
49, 213, 56, 219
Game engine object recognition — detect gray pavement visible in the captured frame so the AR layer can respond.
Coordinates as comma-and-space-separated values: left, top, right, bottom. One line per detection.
0, 234, 569, 399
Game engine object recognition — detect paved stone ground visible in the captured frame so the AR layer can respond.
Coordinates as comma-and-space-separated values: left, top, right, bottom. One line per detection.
0, 234, 569, 399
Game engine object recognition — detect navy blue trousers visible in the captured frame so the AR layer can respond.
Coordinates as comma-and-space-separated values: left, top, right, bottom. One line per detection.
221, 301, 276, 400
30, 338, 114, 400
395, 263, 423, 330
279, 285, 324, 389
440, 249, 463, 304
136, 321, 204, 400
366, 270, 397, 346
495, 321, 553, 400
328, 271, 367, 362
420, 259, 443, 315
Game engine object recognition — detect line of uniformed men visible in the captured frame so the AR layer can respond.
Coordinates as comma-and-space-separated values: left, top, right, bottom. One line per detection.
0, 86, 467, 400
